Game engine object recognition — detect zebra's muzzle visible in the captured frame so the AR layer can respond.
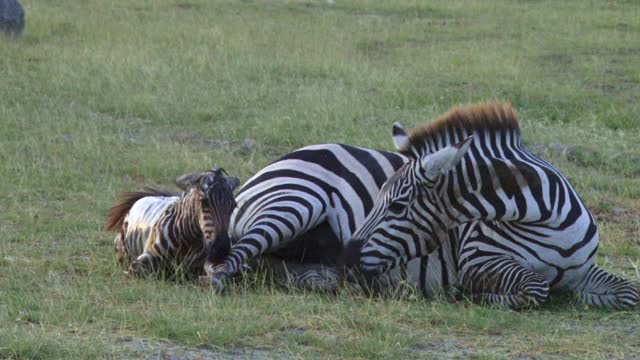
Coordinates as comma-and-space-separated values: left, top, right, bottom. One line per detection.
360, 261, 388, 277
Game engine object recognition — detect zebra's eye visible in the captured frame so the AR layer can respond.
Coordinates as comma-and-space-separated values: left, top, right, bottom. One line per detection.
388, 201, 406, 214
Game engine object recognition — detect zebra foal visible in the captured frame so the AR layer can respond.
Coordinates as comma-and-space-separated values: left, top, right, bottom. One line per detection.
105, 168, 239, 278
344, 102, 639, 309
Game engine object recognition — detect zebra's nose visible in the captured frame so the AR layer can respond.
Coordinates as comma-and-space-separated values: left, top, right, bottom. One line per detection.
342, 238, 366, 268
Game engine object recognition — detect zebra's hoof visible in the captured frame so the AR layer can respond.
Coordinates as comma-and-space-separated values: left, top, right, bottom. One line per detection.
198, 273, 228, 293
240, 264, 254, 273
204, 262, 226, 277
129, 260, 149, 278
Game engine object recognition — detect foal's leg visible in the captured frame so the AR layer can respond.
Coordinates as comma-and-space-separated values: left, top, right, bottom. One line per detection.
573, 264, 639, 309
129, 252, 164, 277
460, 255, 550, 309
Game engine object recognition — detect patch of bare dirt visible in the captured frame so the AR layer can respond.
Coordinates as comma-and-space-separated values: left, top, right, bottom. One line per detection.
409, 340, 470, 358
527, 143, 584, 159
170, 132, 279, 156
590, 202, 640, 225
562, 319, 640, 341
528, 143, 640, 176
176, 3, 197, 10
171, 132, 256, 154
112, 337, 284, 360
539, 54, 574, 66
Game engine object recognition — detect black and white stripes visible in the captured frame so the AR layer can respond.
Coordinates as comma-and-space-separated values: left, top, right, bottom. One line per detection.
345, 102, 638, 308
225, 144, 407, 274
210, 143, 467, 299
117, 102, 637, 310
107, 169, 239, 277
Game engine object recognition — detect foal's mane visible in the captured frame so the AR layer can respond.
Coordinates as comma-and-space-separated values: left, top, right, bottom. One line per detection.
104, 187, 178, 232
402, 101, 520, 152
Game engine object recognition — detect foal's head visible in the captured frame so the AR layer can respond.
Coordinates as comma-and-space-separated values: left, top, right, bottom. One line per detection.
175, 167, 240, 263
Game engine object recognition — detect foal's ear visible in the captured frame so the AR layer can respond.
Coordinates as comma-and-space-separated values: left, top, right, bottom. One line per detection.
420, 136, 473, 178
225, 176, 241, 191
175, 172, 206, 190
392, 122, 410, 150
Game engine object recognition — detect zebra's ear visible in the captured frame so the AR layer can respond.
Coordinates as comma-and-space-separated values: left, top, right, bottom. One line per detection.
175, 172, 206, 191
392, 122, 410, 150
420, 136, 473, 178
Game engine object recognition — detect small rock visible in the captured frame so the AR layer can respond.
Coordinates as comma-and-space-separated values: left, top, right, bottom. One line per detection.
611, 207, 627, 217
237, 138, 257, 155
549, 143, 577, 156
0, 0, 25, 37
241, 138, 257, 150
528, 143, 577, 157
527, 143, 603, 166
51, 133, 73, 143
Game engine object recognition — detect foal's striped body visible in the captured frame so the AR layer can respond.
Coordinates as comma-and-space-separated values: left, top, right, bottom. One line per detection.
106, 170, 237, 277
109, 189, 216, 276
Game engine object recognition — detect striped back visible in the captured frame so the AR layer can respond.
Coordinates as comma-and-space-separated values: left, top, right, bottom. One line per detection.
107, 188, 179, 264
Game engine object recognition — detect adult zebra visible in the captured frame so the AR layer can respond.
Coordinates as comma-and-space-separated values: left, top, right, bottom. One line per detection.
344, 102, 639, 309
204, 141, 461, 298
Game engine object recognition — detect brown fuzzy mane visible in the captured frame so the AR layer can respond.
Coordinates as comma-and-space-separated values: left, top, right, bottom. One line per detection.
404, 101, 520, 152
104, 187, 179, 232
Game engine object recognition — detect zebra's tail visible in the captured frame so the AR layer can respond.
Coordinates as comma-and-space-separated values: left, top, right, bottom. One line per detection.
104, 187, 178, 232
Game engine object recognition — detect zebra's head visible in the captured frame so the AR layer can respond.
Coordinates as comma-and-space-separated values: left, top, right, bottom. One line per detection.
176, 168, 240, 194
176, 168, 240, 261
344, 123, 472, 277
176, 168, 240, 228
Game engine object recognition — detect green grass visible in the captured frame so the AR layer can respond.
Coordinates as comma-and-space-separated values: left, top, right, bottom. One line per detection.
1, 0, 639, 358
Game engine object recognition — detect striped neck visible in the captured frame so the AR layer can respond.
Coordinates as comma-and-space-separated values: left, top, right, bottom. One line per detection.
172, 189, 205, 242
412, 127, 521, 158
424, 127, 563, 226
401, 102, 521, 158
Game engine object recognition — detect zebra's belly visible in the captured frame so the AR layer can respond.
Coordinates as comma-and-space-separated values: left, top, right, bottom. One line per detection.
269, 222, 343, 264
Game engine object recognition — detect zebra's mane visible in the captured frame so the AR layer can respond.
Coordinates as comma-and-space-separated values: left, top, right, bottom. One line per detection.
402, 102, 520, 154
104, 187, 179, 232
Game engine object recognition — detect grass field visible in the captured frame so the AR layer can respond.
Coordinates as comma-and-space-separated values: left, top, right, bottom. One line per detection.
1, 0, 639, 358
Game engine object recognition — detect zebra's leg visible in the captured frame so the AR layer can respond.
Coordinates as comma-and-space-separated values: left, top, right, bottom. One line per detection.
203, 226, 274, 291
257, 257, 340, 291
460, 256, 549, 309
129, 252, 164, 277
205, 216, 331, 292
573, 264, 639, 309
